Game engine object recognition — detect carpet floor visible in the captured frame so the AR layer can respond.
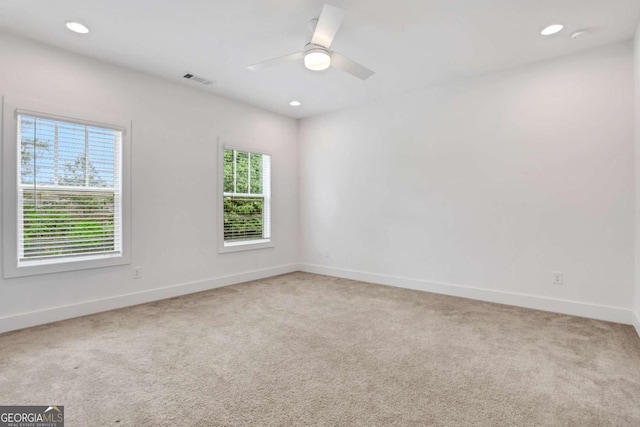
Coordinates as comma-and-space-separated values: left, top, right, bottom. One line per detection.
1, 272, 639, 426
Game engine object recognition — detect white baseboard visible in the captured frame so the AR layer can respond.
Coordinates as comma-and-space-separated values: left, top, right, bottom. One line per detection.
3, 263, 637, 337
0, 263, 299, 335
299, 263, 634, 325
633, 311, 640, 338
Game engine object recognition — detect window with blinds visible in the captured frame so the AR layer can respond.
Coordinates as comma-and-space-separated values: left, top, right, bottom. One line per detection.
222, 147, 271, 246
17, 114, 122, 265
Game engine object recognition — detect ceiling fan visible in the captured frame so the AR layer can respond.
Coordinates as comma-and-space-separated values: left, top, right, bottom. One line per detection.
247, 4, 374, 80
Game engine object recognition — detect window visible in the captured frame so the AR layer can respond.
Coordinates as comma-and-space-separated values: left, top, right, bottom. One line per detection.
220, 144, 272, 252
2, 106, 130, 277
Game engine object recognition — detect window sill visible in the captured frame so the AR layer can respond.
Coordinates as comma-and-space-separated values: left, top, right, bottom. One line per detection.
219, 239, 274, 254
4, 252, 129, 278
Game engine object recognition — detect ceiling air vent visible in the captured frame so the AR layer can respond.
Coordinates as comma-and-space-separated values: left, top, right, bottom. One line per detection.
183, 73, 213, 85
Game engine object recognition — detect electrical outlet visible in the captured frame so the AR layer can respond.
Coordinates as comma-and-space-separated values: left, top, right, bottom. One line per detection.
324, 250, 331, 259
133, 266, 142, 279
552, 271, 563, 285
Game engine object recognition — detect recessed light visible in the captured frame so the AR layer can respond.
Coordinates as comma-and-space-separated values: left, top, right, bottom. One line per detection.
571, 30, 587, 40
289, 101, 301, 107
66, 22, 89, 34
540, 24, 564, 36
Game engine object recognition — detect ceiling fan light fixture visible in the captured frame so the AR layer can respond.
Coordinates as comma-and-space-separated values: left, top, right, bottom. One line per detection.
304, 48, 331, 71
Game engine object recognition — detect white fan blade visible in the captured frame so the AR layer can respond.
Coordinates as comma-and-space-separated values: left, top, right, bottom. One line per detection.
311, 4, 345, 48
247, 52, 304, 71
331, 52, 375, 80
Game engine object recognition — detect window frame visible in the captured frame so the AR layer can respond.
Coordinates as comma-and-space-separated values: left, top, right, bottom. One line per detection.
218, 140, 273, 254
2, 97, 132, 278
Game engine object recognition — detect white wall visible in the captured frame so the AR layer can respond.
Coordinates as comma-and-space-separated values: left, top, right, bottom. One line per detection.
299, 42, 635, 322
1, 33, 637, 333
634, 25, 640, 333
0, 33, 299, 332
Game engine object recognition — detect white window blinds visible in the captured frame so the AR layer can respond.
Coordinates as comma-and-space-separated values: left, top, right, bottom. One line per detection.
223, 148, 271, 244
17, 114, 123, 264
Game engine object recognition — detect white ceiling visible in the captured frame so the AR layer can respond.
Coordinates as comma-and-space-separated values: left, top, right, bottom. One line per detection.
0, 0, 638, 118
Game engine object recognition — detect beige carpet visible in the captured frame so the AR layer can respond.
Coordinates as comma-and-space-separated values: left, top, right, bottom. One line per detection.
1, 272, 639, 426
